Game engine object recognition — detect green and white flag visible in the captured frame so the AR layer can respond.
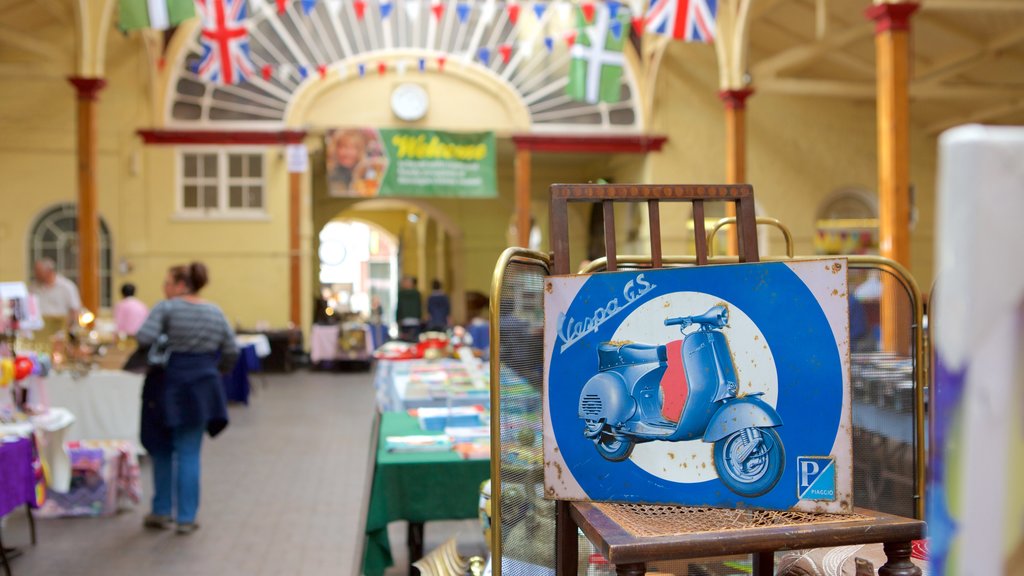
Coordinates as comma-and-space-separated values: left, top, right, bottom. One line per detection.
119, 0, 196, 31
566, 4, 630, 104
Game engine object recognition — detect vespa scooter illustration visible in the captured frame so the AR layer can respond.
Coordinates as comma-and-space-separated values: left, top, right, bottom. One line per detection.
577, 305, 785, 497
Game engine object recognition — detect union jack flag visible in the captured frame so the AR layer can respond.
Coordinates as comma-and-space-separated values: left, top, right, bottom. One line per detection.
644, 0, 717, 43
194, 0, 254, 84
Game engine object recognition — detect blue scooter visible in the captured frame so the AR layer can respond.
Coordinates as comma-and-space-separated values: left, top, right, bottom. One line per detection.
577, 305, 785, 497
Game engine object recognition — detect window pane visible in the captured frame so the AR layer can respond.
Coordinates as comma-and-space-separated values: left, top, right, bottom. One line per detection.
229, 154, 243, 178
184, 154, 198, 177
247, 186, 263, 208
229, 185, 244, 208
248, 154, 262, 178
203, 186, 218, 208
203, 154, 217, 177
183, 185, 198, 207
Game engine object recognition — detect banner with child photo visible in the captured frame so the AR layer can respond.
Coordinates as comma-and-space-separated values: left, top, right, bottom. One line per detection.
325, 128, 496, 198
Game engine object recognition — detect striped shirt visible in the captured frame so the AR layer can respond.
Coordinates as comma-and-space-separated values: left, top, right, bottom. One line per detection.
137, 299, 239, 367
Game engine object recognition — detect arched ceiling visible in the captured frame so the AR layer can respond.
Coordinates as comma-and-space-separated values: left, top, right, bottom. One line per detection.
0, 0, 1022, 134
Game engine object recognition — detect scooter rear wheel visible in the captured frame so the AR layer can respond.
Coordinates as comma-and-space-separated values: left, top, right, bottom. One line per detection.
595, 432, 634, 462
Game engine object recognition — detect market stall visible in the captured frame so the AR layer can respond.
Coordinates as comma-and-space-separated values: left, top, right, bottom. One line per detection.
363, 334, 492, 575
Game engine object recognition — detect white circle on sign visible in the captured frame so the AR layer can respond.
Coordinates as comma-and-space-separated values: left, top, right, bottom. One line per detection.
611, 291, 778, 484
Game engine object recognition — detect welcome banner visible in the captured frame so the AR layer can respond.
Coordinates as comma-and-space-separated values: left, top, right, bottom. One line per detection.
325, 128, 497, 198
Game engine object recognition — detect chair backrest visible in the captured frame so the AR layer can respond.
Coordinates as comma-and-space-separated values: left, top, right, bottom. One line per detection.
549, 183, 760, 274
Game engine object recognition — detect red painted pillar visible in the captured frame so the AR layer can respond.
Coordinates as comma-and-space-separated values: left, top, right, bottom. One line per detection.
866, 2, 918, 355
68, 76, 107, 315
718, 87, 754, 257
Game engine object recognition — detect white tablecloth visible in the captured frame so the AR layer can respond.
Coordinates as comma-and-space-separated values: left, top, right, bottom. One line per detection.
0, 407, 76, 492
236, 334, 271, 358
43, 370, 143, 447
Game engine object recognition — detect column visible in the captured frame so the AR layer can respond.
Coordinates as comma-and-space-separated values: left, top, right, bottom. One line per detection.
289, 170, 302, 327
718, 88, 754, 257
867, 1, 917, 267
867, 2, 918, 353
514, 148, 532, 247
68, 77, 106, 315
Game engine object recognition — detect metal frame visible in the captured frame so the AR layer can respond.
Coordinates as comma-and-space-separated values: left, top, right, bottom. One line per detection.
489, 246, 552, 576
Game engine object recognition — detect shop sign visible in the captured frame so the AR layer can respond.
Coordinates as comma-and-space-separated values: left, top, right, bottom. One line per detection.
542, 259, 853, 513
325, 128, 496, 198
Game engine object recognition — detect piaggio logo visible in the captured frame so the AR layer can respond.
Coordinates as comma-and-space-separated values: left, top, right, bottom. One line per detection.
797, 456, 836, 501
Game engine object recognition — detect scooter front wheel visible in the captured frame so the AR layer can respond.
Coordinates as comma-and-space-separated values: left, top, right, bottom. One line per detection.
594, 432, 634, 462
713, 427, 784, 497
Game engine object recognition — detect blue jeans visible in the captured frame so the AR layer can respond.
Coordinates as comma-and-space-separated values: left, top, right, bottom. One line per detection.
150, 425, 205, 523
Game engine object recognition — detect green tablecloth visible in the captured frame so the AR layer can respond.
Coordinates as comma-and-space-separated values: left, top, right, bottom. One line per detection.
362, 412, 490, 576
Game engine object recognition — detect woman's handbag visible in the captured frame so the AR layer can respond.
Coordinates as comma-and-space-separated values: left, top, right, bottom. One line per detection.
146, 333, 171, 367
123, 315, 170, 374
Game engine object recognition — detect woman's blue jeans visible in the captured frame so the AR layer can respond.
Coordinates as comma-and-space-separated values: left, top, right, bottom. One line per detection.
150, 425, 205, 523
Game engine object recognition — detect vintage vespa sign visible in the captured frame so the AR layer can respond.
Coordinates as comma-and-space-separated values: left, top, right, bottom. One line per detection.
543, 260, 853, 513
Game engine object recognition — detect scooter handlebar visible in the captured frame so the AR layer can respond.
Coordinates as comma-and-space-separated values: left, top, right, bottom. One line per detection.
664, 305, 729, 329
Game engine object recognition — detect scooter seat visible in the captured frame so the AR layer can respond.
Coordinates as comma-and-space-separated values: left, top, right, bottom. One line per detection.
597, 343, 667, 370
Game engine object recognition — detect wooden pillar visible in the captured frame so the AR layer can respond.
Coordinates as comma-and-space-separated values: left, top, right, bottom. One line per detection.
514, 148, 532, 247
68, 77, 106, 314
289, 170, 302, 327
867, 2, 917, 267
867, 2, 918, 354
416, 214, 429, 303
718, 88, 754, 257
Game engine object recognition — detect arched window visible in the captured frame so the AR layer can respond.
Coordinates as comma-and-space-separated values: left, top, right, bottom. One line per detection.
28, 204, 113, 308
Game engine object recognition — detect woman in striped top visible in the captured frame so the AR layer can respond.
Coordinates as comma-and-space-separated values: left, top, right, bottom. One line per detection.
136, 262, 237, 535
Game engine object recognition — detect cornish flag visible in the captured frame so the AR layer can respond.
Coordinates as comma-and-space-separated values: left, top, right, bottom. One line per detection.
195, 0, 255, 85
118, 0, 195, 31
566, 4, 630, 104
645, 0, 717, 42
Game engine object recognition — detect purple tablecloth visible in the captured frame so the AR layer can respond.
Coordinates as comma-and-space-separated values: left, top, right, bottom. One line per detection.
0, 437, 35, 517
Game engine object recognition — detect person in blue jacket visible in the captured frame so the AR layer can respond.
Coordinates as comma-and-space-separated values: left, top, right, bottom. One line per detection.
136, 262, 238, 535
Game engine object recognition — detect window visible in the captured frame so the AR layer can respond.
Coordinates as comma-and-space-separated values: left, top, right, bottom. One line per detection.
179, 149, 265, 216
29, 204, 113, 308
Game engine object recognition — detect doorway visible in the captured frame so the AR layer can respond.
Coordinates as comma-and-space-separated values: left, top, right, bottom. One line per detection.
317, 219, 399, 329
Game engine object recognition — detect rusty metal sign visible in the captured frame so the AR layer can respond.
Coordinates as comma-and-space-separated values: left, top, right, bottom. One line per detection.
543, 259, 853, 513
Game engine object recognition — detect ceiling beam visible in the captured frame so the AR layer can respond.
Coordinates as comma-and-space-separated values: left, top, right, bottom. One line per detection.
921, 0, 1024, 12
750, 0, 790, 21
752, 23, 874, 79
758, 78, 877, 98
916, 26, 1024, 84
37, 0, 72, 24
927, 98, 1024, 134
0, 23, 66, 61
759, 78, 1024, 99
0, 62, 65, 79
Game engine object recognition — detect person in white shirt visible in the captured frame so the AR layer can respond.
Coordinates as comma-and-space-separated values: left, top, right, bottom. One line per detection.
30, 258, 82, 329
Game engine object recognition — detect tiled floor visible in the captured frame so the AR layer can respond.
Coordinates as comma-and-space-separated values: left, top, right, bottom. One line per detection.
3, 369, 483, 576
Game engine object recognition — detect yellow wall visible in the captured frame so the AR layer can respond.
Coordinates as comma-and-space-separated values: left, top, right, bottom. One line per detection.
0, 28, 299, 330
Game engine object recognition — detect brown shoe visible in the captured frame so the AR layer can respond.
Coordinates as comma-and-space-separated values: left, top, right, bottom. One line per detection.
176, 522, 200, 535
144, 514, 173, 530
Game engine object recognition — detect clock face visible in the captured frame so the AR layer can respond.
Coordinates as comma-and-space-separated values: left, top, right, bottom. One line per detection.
391, 83, 428, 122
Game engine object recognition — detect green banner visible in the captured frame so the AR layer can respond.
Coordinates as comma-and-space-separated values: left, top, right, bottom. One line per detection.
326, 128, 496, 198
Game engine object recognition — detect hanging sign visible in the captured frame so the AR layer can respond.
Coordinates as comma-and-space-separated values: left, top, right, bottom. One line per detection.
325, 128, 496, 198
286, 143, 309, 173
542, 259, 854, 513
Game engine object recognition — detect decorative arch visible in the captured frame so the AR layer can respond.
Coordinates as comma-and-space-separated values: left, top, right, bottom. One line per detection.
27, 203, 113, 308
163, 0, 645, 133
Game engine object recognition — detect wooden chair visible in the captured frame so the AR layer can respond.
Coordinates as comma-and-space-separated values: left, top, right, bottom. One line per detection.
546, 183, 925, 576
